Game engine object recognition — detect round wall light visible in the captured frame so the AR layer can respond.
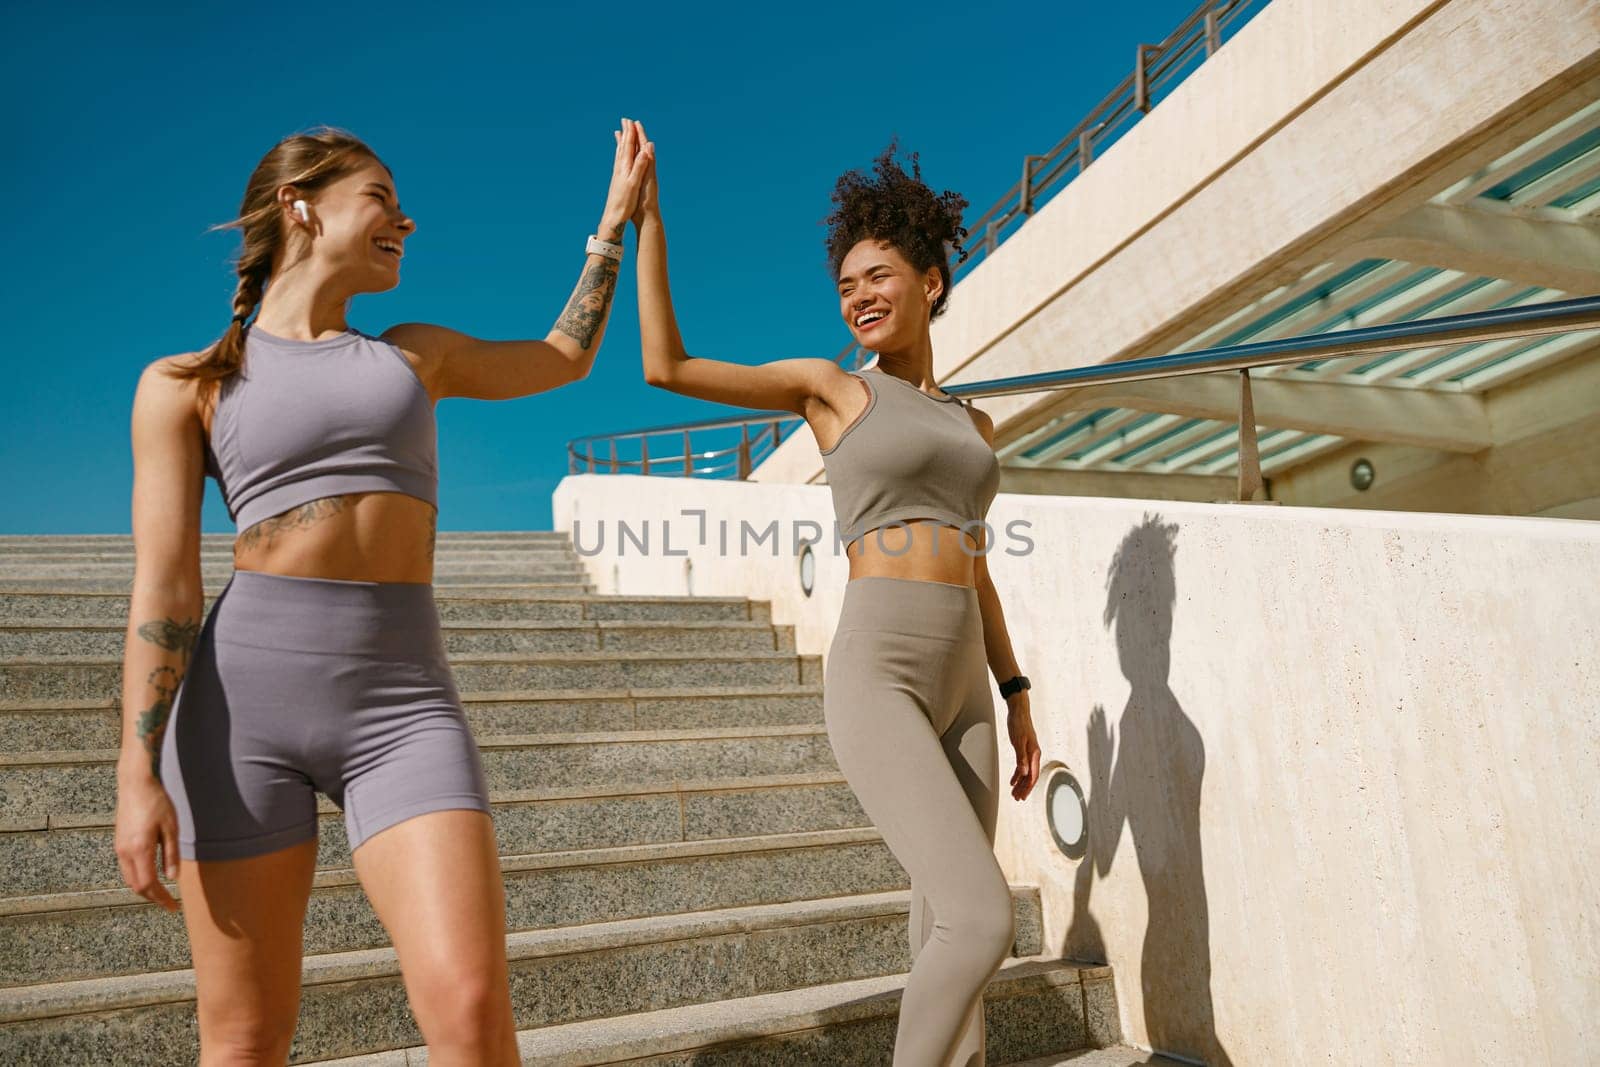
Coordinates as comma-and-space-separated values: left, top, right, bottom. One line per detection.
1044, 766, 1088, 860
1350, 458, 1376, 492
798, 543, 816, 598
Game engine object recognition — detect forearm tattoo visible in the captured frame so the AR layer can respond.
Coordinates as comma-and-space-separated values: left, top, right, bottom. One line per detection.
425, 508, 437, 557
237, 496, 349, 553
554, 256, 620, 350
135, 617, 200, 779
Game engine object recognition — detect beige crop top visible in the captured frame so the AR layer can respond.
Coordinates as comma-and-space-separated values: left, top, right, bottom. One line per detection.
818, 365, 1001, 548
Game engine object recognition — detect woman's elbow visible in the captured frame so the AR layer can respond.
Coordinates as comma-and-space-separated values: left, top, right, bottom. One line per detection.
641, 355, 685, 390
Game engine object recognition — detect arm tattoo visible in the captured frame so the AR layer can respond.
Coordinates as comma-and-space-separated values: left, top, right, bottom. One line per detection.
134, 618, 200, 779
425, 508, 437, 557
237, 496, 350, 553
554, 257, 620, 350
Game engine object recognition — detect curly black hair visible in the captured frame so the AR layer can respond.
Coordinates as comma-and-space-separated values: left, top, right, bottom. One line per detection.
824, 141, 970, 320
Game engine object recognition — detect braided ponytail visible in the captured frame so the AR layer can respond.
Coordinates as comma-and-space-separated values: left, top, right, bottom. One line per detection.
166, 126, 387, 388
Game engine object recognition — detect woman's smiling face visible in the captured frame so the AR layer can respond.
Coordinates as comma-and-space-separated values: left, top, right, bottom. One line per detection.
837, 238, 942, 351
288, 159, 416, 293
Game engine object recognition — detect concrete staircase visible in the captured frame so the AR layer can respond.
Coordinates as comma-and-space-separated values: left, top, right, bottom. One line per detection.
0, 532, 1124, 1065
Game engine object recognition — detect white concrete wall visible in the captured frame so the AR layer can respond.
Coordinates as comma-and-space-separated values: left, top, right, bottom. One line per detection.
553, 473, 1600, 1065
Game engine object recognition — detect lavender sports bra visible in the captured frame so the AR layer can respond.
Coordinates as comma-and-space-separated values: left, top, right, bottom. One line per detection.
818, 365, 1001, 547
203, 326, 438, 531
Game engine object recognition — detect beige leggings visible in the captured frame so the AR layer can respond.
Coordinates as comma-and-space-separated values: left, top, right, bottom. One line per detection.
824, 575, 1013, 1067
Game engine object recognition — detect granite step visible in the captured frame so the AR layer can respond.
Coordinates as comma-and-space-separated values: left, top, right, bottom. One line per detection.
0, 682, 822, 752
313, 955, 1119, 1067
0, 532, 572, 547
0, 723, 837, 821
0, 591, 767, 624
0, 828, 920, 987
0, 618, 795, 658
0, 648, 822, 704
1002, 1050, 1190, 1067
0, 888, 1045, 1065
0, 577, 597, 594
0, 548, 583, 564
1, 770, 864, 897
0, 562, 593, 580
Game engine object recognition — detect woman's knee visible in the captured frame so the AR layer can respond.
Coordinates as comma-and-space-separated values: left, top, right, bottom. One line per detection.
411, 968, 511, 1046
944, 883, 1015, 967
969, 898, 1016, 966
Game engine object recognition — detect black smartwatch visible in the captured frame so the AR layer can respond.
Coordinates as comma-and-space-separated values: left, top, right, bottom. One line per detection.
998, 674, 1030, 700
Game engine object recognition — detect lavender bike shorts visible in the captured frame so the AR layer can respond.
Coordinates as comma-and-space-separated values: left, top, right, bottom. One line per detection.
159, 569, 491, 861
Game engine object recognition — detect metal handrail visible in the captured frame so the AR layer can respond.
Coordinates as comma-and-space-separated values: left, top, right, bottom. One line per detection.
566, 296, 1600, 498
932, 294, 1600, 397
831, 0, 1261, 371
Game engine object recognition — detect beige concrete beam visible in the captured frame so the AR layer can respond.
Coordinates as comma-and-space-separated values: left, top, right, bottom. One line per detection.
1070, 373, 1493, 452
998, 465, 1233, 501
752, 0, 1453, 485
1354, 201, 1600, 293
754, 0, 1600, 487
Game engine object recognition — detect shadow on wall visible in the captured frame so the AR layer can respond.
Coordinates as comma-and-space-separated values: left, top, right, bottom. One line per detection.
1065, 513, 1233, 1066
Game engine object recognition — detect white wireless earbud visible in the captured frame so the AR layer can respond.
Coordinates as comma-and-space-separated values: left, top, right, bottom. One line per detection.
294, 199, 310, 223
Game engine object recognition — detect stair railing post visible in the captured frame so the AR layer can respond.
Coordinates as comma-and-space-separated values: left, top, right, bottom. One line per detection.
1135, 44, 1157, 113
683, 429, 693, 478
1020, 155, 1042, 217
737, 423, 752, 480
641, 436, 651, 476
1236, 368, 1264, 502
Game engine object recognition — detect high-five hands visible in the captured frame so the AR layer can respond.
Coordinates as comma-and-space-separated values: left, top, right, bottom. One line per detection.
625, 119, 658, 228
600, 118, 654, 243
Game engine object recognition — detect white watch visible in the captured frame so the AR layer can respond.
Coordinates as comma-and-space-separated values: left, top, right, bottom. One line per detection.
586, 235, 624, 262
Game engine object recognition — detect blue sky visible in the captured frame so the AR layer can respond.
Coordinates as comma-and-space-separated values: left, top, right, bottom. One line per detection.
4, 1, 1216, 534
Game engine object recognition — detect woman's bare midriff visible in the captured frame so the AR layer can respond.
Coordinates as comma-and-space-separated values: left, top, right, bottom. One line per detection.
231, 492, 437, 583
846, 521, 980, 589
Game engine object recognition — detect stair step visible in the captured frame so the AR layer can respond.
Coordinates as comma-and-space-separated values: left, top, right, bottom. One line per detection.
0, 889, 1044, 1065
1001, 1050, 1188, 1067
0, 682, 821, 751
0, 591, 768, 624
0, 576, 598, 593
0, 649, 823, 705
0, 723, 837, 821
0, 533, 572, 549
0, 549, 581, 563
0, 562, 591, 579
0, 618, 794, 658
1, 770, 865, 897
0, 828, 916, 986
312, 956, 1118, 1067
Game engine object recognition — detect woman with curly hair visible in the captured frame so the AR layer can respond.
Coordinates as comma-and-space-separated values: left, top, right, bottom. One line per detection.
117, 122, 650, 1064
631, 122, 1042, 1066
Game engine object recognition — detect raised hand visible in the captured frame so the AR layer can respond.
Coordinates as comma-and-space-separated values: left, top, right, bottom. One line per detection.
630, 119, 658, 227
599, 118, 653, 244
1087, 703, 1113, 787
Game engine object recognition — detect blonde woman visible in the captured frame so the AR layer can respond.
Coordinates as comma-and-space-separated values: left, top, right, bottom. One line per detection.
117, 123, 649, 1064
